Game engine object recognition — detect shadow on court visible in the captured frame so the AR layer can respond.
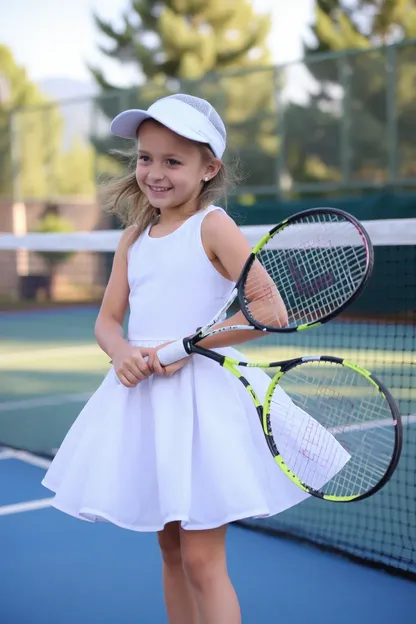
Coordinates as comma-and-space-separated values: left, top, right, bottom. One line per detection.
1, 458, 414, 624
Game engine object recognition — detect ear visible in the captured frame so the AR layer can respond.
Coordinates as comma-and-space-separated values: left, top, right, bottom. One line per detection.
203, 158, 222, 183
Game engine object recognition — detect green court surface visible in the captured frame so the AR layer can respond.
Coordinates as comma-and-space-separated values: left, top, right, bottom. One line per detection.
0, 307, 415, 577
0, 307, 414, 454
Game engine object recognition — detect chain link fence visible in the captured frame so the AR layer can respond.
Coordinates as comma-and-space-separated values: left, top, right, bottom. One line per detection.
1, 40, 416, 203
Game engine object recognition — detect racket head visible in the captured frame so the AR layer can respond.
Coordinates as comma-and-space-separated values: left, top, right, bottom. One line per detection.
238, 207, 374, 332
263, 355, 402, 502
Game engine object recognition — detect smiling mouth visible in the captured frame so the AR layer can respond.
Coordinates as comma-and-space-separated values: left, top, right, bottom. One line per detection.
148, 185, 172, 192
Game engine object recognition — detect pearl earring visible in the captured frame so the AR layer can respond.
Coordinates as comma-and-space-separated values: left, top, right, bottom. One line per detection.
205, 177, 209, 182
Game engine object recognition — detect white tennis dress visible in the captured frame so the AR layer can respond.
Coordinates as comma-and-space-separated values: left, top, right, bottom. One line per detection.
42, 206, 349, 531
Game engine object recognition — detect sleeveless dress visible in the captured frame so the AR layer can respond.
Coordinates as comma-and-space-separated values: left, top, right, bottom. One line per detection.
42, 206, 349, 531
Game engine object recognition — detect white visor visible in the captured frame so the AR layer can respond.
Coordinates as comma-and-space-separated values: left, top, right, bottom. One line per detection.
110, 94, 226, 158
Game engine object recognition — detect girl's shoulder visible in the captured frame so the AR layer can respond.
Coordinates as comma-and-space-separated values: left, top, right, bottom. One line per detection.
201, 205, 238, 231
115, 224, 141, 258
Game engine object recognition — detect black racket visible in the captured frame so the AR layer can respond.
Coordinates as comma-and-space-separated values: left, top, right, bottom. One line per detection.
157, 207, 374, 365
174, 349, 402, 502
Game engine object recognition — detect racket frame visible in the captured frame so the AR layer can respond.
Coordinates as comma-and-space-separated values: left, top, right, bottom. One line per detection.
188, 345, 403, 503
164, 207, 374, 364
237, 206, 374, 333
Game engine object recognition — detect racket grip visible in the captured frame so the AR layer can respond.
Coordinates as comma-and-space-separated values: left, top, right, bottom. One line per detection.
158, 339, 189, 366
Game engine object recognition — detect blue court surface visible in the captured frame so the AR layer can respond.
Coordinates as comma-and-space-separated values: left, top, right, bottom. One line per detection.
1, 449, 414, 624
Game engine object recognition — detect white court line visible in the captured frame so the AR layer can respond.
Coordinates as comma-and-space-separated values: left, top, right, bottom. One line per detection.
329, 414, 416, 435
0, 344, 100, 363
4, 449, 52, 469
0, 498, 54, 516
0, 392, 92, 412
0, 449, 19, 460
0, 450, 53, 517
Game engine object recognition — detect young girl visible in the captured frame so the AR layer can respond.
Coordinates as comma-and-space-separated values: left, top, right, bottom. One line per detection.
42, 94, 335, 624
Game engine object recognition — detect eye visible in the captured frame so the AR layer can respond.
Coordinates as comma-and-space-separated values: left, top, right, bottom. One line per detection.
138, 154, 150, 162
166, 158, 181, 166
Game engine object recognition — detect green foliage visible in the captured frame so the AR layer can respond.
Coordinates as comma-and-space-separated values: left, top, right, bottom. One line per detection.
0, 45, 96, 200
283, 1, 416, 190
91, 0, 277, 188
91, 0, 271, 82
54, 139, 96, 196
0, 45, 54, 198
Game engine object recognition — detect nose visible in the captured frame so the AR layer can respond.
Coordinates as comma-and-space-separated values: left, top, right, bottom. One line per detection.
146, 165, 165, 183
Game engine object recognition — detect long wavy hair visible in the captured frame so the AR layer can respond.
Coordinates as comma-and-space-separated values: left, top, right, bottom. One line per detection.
100, 143, 238, 244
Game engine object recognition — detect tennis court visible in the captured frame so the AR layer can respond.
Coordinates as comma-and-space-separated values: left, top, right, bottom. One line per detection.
0, 220, 415, 621
0, 304, 415, 575
0, 307, 415, 622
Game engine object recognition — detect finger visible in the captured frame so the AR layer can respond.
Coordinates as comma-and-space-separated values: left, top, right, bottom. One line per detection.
132, 357, 152, 377
164, 363, 180, 378
123, 367, 145, 384
145, 352, 156, 372
126, 359, 151, 380
151, 355, 166, 376
138, 347, 152, 358
136, 349, 153, 372
165, 358, 189, 377
117, 373, 136, 388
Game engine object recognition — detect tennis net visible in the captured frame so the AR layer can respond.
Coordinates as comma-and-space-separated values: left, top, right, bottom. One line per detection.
0, 217, 414, 578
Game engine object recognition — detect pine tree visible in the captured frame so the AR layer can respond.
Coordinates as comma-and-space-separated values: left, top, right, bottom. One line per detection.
284, 0, 416, 189
90, 0, 277, 189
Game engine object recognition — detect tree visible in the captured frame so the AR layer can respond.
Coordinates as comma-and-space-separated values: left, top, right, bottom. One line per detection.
90, 0, 278, 189
282, 1, 416, 191
307, 0, 416, 52
54, 138, 95, 197
0, 45, 96, 201
0, 45, 57, 198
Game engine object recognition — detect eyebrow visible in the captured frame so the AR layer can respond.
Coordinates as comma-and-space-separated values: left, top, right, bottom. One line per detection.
138, 149, 184, 159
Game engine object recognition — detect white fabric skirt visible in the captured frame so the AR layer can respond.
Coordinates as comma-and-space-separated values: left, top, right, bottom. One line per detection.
42, 342, 349, 532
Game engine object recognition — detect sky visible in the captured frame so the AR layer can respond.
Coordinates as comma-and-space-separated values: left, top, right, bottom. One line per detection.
0, 0, 316, 85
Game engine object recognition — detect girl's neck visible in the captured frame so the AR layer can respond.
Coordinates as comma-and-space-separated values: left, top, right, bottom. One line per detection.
157, 202, 199, 226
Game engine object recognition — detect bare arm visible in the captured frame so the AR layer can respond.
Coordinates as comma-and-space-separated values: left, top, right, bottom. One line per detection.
94, 227, 132, 358
197, 211, 288, 350
95, 227, 152, 386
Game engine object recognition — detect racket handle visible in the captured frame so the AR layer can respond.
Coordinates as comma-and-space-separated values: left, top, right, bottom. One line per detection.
158, 339, 189, 366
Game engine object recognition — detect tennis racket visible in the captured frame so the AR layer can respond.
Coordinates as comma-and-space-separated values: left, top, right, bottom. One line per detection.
154, 208, 402, 501
157, 207, 374, 365
180, 349, 402, 502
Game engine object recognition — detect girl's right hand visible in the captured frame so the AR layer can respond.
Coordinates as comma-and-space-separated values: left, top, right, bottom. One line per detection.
111, 344, 153, 388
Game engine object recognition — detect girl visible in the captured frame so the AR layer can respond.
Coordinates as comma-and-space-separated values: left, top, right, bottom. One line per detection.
42, 94, 327, 624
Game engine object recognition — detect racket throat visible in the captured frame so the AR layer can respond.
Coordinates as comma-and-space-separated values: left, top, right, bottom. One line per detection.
191, 344, 226, 365
198, 287, 238, 336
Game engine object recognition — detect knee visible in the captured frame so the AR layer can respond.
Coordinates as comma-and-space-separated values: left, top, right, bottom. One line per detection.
182, 549, 223, 592
158, 528, 182, 568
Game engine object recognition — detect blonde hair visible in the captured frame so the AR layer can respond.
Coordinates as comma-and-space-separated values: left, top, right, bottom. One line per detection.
100, 145, 237, 243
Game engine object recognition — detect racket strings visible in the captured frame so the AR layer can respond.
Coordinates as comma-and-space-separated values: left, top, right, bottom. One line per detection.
269, 361, 396, 497
244, 213, 369, 329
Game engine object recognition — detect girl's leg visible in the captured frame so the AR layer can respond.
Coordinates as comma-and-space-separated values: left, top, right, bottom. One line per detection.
180, 524, 241, 624
157, 521, 199, 624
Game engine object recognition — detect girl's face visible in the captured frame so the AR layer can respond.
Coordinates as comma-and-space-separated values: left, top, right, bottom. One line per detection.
136, 120, 220, 214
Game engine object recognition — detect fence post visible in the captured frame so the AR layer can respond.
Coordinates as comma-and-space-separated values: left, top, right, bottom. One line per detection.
90, 95, 99, 192
274, 64, 285, 198
10, 108, 22, 202
44, 104, 56, 201
386, 44, 398, 183
339, 53, 352, 187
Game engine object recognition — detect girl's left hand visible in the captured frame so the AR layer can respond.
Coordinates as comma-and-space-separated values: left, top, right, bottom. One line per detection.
147, 343, 191, 378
